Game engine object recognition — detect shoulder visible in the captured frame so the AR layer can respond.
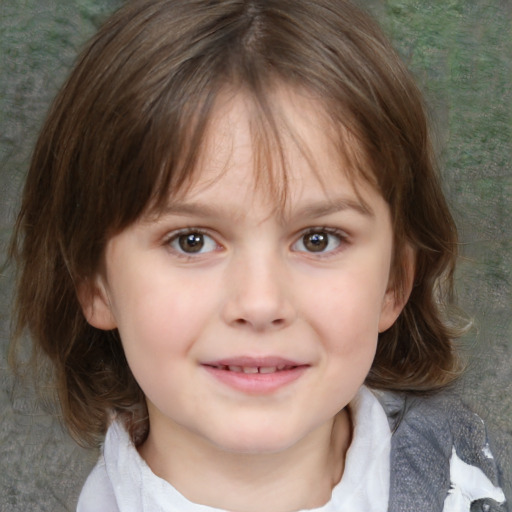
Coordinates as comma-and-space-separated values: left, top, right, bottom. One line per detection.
76, 454, 120, 512
376, 390, 507, 512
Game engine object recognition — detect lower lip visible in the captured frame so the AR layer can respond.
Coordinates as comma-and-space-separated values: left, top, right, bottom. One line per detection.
202, 365, 308, 394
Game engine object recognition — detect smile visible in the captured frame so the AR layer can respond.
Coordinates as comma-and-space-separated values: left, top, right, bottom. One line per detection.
201, 357, 309, 394
207, 364, 298, 374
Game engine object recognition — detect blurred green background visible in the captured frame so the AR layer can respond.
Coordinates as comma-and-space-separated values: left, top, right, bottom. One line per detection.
1, 0, 511, 509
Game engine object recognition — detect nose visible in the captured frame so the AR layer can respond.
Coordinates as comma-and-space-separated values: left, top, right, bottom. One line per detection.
221, 251, 296, 332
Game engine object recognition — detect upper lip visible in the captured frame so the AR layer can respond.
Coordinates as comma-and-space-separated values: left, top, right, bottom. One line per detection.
202, 356, 308, 368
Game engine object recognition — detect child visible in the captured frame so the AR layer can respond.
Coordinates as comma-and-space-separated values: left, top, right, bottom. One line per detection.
9, 0, 507, 510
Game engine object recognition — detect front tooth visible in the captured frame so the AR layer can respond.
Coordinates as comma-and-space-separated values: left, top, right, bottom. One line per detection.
228, 365, 243, 372
242, 367, 259, 374
259, 367, 277, 374
277, 365, 286, 371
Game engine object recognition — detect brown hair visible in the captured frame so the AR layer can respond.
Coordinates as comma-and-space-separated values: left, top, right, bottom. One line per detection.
10, 0, 461, 447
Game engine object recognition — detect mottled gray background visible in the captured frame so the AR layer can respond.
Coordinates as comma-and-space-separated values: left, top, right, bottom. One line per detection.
1, 0, 511, 510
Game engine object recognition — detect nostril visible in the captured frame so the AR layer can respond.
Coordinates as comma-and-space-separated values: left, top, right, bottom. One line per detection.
232, 317, 286, 328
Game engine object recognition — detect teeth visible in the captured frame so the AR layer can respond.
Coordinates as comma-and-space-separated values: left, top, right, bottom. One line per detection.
217, 365, 295, 373
242, 367, 259, 374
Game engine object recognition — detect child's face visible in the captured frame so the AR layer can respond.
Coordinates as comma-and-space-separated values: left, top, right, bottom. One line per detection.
85, 89, 405, 456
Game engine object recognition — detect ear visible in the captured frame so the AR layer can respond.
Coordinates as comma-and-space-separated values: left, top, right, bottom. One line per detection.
77, 275, 117, 330
378, 244, 415, 333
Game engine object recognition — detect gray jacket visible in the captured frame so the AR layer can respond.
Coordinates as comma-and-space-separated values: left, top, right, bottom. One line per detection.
380, 391, 508, 512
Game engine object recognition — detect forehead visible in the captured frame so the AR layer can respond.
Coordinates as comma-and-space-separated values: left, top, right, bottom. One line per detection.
151, 86, 377, 218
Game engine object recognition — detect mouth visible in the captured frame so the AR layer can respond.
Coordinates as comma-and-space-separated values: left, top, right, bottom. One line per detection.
204, 364, 301, 374
201, 357, 309, 394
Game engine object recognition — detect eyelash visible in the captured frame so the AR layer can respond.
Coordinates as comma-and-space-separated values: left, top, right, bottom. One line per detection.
163, 226, 350, 259
292, 227, 349, 257
164, 228, 221, 258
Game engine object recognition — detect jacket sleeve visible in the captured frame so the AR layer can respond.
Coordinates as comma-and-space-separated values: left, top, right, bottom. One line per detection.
382, 391, 507, 512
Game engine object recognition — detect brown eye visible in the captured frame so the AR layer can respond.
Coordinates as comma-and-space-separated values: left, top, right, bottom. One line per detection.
178, 233, 204, 253
292, 229, 344, 254
303, 232, 328, 252
168, 230, 219, 256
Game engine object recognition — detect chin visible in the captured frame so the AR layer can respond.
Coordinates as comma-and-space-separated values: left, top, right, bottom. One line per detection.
210, 425, 305, 456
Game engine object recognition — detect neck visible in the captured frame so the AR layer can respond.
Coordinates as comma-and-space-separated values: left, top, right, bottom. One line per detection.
138, 409, 351, 512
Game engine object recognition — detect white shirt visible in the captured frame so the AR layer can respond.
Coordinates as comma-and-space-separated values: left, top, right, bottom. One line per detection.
77, 386, 391, 512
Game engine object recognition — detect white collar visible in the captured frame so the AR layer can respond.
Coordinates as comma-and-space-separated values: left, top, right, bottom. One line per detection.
83, 386, 391, 512
327, 385, 390, 511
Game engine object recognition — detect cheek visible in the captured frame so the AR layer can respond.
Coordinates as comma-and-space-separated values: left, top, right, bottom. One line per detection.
308, 270, 389, 343
108, 271, 218, 369
109, 287, 202, 407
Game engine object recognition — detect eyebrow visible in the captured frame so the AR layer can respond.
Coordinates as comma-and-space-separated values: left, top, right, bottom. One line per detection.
150, 202, 233, 221
291, 197, 374, 219
149, 196, 373, 223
